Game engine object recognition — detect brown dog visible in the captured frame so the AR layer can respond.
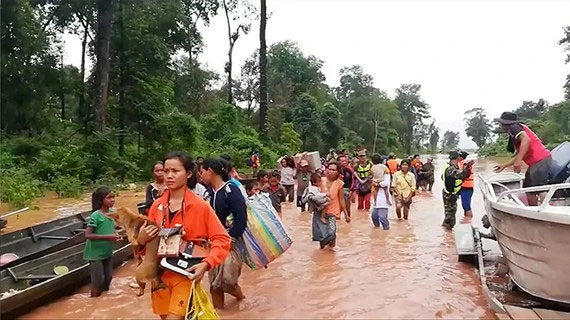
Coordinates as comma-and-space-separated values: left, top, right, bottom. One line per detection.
112, 207, 163, 296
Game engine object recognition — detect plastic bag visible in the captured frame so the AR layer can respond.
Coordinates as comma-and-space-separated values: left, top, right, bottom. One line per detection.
236, 193, 293, 270
186, 281, 219, 320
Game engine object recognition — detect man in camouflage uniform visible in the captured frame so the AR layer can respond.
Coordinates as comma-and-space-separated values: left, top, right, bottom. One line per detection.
442, 151, 474, 230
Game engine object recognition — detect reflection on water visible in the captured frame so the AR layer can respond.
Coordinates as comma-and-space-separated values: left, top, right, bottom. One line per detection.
18, 157, 508, 319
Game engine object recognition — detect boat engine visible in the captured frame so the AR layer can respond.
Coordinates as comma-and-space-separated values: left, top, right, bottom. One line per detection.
550, 141, 570, 184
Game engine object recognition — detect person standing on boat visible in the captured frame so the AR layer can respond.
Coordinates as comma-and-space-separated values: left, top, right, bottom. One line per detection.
493, 111, 552, 206
458, 151, 475, 218
442, 151, 474, 230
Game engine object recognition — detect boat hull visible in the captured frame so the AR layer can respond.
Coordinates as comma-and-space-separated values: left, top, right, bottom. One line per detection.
484, 200, 570, 304
0, 240, 131, 318
0, 212, 91, 269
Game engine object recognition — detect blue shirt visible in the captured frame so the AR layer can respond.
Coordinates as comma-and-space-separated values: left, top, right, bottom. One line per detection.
204, 181, 247, 239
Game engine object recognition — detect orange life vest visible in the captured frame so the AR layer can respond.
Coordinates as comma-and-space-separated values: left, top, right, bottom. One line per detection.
459, 160, 474, 189
386, 159, 398, 174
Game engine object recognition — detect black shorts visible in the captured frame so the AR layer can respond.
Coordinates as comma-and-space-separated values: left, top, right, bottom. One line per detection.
523, 156, 552, 188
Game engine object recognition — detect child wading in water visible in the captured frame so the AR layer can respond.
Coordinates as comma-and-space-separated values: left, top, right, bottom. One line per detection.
302, 173, 331, 223
370, 154, 391, 206
263, 171, 287, 216
84, 186, 122, 297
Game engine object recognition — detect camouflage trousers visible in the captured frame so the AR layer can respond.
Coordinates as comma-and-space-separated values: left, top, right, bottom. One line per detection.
442, 190, 458, 230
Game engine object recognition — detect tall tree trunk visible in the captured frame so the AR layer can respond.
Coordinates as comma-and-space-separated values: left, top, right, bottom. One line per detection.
80, 19, 88, 125
227, 44, 233, 105
117, 0, 125, 156
258, 0, 268, 135
187, 19, 198, 67
223, 0, 233, 105
93, 0, 115, 132
59, 54, 65, 120
373, 119, 378, 153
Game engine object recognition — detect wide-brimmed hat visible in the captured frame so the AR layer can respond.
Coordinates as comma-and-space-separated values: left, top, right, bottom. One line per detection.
300, 159, 309, 167
495, 111, 520, 125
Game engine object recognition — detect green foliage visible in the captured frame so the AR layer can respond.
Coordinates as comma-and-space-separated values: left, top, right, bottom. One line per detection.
464, 107, 492, 148
52, 175, 83, 198
394, 84, 431, 154
34, 145, 89, 182
279, 123, 302, 156
441, 131, 460, 151
478, 137, 510, 157
0, 169, 42, 208
292, 93, 322, 151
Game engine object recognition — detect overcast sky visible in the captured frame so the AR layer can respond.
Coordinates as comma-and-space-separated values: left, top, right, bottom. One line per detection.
63, 0, 569, 149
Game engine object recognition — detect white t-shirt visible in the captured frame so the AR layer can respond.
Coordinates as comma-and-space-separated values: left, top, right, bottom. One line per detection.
192, 183, 207, 199
280, 167, 296, 186
373, 174, 392, 209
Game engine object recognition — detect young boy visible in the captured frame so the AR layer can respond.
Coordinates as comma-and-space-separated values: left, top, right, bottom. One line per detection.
245, 180, 261, 198
263, 171, 287, 216
370, 153, 391, 206
302, 173, 330, 223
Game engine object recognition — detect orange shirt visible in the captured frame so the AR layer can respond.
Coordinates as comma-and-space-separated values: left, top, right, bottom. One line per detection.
324, 179, 344, 218
148, 188, 231, 270
386, 159, 398, 174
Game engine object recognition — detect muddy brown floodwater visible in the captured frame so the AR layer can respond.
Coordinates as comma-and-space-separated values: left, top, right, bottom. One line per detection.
14, 155, 507, 319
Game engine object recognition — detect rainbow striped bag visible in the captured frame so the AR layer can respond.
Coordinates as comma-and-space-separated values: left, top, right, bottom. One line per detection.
236, 193, 293, 270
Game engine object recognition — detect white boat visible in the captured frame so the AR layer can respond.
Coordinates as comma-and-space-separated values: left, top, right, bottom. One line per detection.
479, 172, 570, 305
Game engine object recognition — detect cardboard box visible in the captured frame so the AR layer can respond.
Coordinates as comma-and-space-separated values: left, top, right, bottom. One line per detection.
294, 151, 321, 172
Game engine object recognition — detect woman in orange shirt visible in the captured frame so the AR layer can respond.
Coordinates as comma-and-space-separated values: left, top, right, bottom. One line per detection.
137, 151, 231, 320
318, 162, 348, 249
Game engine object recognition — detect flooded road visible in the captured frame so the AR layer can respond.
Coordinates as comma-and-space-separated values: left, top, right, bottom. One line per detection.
17, 155, 504, 319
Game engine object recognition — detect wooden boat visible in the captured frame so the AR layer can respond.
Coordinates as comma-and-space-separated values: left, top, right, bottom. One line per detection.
0, 239, 131, 318
0, 211, 91, 270
479, 172, 570, 305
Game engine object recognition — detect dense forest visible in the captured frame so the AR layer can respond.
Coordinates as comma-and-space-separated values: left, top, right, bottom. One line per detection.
1, 0, 568, 208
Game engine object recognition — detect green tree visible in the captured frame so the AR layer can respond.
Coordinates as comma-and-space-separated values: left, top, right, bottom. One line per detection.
427, 121, 440, 154
464, 107, 492, 148
318, 102, 342, 151
221, 0, 255, 104
259, 0, 268, 135
394, 83, 431, 154
93, 0, 116, 131
513, 99, 549, 120
441, 130, 460, 151
291, 93, 321, 150
1, 0, 60, 134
